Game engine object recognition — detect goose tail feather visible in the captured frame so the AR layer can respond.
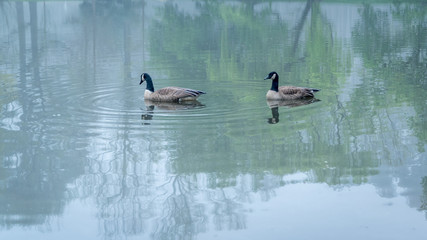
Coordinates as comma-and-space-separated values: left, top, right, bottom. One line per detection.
186, 89, 206, 96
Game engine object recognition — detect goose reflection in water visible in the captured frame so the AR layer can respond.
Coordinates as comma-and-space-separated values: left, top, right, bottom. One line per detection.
141, 105, 154, 124
141, 100, 205, 124
266, 98, 320, 124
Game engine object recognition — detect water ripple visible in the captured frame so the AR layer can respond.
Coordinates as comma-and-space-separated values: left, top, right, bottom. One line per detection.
17, 77, 280, 140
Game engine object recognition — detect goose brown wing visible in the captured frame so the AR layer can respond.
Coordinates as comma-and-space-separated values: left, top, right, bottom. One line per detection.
279, 86, 314, 98
157, 87, 205, 99
156, 87, 182, 96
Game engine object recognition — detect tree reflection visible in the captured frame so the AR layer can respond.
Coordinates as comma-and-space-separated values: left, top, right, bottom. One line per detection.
16, 2, 26, 83
146, 0, 426, 219
1, 1, 85, 229
212, 188, 246, 231
0, 1, 426, 239
152, 175, 207, 240
421, 177, 427, 218
352, 2, 426, 217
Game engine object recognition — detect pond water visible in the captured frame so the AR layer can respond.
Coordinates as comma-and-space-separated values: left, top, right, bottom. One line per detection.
0, 1, 426, 240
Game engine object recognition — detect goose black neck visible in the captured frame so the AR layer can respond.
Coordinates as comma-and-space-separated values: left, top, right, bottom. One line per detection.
270, 78, 279, 92
145, 78, 154, 92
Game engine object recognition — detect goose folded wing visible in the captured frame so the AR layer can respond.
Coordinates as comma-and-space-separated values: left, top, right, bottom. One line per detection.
279, 86, 314, 98
155, 87, 195, 98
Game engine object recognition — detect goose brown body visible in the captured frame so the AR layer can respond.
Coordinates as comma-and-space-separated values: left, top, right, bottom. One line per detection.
264, 72, 319, 100
140, 73, 205, 102
266, 86, 317, 100
144, 87, 204, 102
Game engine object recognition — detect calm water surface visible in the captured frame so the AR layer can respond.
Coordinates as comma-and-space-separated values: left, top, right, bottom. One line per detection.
0, 1, 426, 240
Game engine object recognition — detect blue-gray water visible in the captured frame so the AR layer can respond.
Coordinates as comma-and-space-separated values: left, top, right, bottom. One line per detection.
0, 1, 426, 240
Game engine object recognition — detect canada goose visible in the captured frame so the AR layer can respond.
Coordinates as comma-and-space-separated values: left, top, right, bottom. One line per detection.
264, 72, 320, 100
139, 73, 206, 102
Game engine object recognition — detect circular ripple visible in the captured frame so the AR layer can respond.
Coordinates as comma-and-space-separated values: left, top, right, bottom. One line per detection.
61, 83, 147, 130
42, 78, 276, 140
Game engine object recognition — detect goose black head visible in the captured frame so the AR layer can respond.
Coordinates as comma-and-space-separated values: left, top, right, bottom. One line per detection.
264, 71, 278, 81
140, 73, 151, 85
